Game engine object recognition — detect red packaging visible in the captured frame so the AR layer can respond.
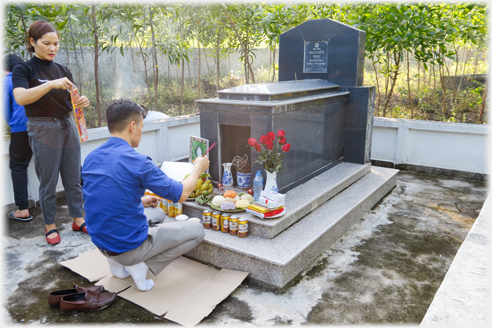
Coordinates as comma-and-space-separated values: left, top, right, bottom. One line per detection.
70, 87, 89, 143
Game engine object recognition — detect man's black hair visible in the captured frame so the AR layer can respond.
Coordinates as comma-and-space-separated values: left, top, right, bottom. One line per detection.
4, 54, 25, 72
106, 99, 147, 133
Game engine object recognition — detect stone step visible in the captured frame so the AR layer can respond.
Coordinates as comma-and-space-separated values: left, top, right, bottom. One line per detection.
182, 162, 371, 239
182, 166, 398, 289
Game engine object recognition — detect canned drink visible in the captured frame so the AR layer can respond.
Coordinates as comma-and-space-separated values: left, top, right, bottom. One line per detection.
220, 213, 230, 233
229, 215, 239, 235
174, 202, 183, 216
238, 219, 248, 238
203, 210, 212, 229
168, 200, 175, 217
212, 211, 221, 231
159, 199, 168, 215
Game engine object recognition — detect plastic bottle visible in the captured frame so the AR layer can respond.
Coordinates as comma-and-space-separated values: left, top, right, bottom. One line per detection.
253, 171, 263, 202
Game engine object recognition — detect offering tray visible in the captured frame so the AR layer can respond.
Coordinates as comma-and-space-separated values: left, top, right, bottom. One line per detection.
207, 202, 246, 213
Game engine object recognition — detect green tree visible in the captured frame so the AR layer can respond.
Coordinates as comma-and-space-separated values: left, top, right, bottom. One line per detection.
221, 3, 263, 84
258, 3, 290, 82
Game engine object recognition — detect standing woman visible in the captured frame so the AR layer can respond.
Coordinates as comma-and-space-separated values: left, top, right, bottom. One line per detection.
12, 20, 90, 245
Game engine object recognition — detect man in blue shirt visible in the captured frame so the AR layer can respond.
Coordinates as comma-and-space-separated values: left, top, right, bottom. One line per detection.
4, 54, 33, 222
82, 99, 209, 291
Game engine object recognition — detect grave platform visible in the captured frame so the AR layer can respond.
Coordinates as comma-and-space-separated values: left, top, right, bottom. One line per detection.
183, 162, 371, 239
178, 165, 398, 288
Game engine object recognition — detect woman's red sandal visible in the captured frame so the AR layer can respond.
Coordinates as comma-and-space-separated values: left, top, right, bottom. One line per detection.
45, 228, 61, 245
72, 221, 88, 234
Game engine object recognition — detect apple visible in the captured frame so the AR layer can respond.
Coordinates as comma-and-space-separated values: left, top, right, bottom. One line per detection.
248, 189, 253, 196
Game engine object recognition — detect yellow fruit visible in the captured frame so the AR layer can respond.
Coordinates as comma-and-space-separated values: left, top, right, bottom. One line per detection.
201, 183, 209, 191
208, 186, 213, 194
190, 192, 195, 198
195, 189, 202, 196
194, 179, 202, 192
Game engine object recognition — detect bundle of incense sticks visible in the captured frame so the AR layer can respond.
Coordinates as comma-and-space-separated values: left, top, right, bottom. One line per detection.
70, 86, 89, 143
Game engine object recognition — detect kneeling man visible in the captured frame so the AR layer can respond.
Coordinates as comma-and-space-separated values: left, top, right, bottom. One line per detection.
82, 99, 209, 291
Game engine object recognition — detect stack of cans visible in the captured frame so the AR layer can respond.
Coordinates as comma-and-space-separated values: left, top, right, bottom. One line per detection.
144, 189, 183, 218
167, 200, 183, 218
203, 210, 248, 238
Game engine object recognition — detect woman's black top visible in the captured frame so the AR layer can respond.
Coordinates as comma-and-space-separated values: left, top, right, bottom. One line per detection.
12, 55, 74, 118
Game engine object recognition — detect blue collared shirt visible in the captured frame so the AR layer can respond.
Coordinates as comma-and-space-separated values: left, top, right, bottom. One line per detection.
82, 137, 183, 253
4, 72, 28, 132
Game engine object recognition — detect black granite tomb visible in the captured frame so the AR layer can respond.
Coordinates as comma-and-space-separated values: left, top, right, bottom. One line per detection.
195, 19, 374, 193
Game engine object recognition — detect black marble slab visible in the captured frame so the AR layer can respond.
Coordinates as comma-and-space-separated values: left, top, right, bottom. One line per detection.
196, 91, 349, 115
278, 19, 365, 87
217, 79, 339, 101
341, 86, 376, 164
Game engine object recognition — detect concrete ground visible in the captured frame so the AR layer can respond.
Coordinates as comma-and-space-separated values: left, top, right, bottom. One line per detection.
2, 170, 488, 325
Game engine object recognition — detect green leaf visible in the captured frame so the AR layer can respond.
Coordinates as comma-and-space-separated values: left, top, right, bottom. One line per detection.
57, 18, 69, 30
61, 3, 67, 16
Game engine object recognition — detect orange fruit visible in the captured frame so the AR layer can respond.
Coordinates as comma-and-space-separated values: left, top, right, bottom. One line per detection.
223, 190, 237, 199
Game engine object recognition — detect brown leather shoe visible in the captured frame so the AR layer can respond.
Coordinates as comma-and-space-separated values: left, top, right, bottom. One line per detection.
48, 285, 104, 308
59, 289, 116, 314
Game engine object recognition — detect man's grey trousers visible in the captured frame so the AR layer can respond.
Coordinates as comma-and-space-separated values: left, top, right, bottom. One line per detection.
100, 221, 205, 276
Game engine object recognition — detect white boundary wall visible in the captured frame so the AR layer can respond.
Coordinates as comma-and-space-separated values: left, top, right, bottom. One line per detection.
372, 117, 489, 174
2, 116, 488, 207
2, 114, 200, 206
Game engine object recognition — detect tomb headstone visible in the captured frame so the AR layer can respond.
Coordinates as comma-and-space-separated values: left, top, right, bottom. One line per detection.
278, 18, 366, 87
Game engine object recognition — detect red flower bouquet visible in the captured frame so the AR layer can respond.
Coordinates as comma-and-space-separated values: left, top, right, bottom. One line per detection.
247, 130, 291, 173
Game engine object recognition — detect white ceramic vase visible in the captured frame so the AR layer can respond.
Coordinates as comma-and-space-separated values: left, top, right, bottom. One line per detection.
222, 163, 233, 187
264, 170, 279, 193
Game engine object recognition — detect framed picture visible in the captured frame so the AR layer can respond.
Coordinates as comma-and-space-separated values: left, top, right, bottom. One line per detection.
189, 136, 209, 163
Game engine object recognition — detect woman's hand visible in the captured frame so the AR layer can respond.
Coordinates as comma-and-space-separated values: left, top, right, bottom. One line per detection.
49, 77, 73, 91
75, 95, 90, 109
142, 195, 161, 208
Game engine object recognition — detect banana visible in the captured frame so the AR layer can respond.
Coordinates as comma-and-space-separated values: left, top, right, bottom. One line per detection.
194, 179, 202, 192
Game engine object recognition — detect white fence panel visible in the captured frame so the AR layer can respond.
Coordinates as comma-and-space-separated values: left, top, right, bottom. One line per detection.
371, 126, 398, 162
372, 117, 488, 174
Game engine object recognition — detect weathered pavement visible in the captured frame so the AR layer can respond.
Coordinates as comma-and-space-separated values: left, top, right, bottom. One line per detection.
2, 170, 488, 325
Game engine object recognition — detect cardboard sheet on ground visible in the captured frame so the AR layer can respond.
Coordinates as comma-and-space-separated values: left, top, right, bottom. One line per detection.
59, 249, 248, 326
59, 248, 111, 282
